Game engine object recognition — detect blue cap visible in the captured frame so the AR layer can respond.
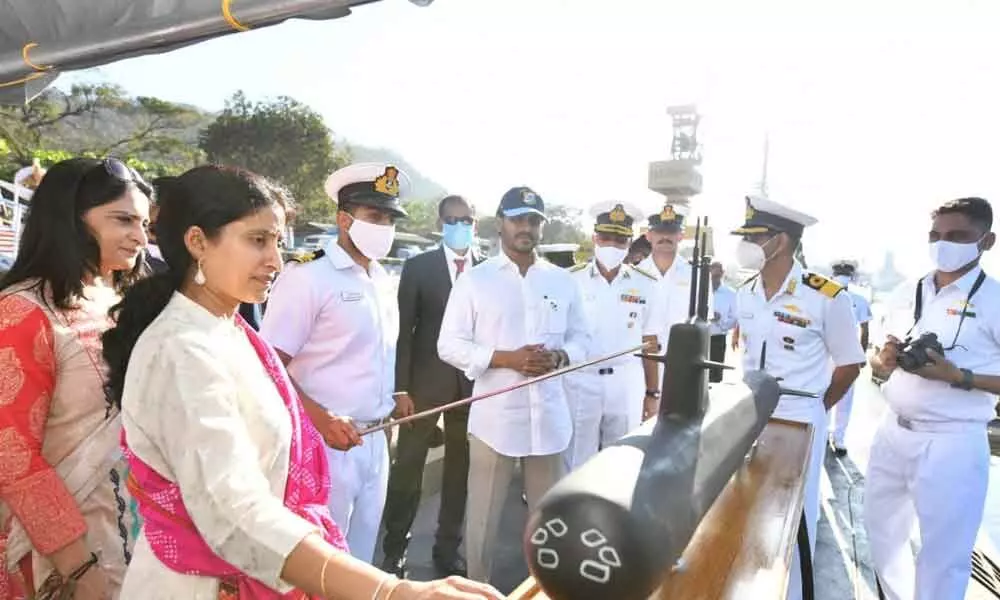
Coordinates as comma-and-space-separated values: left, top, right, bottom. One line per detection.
497, 186, 547, 220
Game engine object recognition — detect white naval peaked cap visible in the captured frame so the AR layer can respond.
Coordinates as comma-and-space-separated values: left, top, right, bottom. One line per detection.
324, 162, 412, 217
587, 200, 644, 221
589, 201, 643, 236
731, 195, 818, 238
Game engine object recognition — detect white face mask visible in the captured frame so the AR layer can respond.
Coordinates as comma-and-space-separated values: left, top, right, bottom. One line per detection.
348, 216, 395, 260
833, 275, 852, 287
929, 238, 983, 273
735, 239, 767, 271
594, 245, 627, 271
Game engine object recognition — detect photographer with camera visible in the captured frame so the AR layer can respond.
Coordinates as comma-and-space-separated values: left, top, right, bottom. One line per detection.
866, 197, 1000, 600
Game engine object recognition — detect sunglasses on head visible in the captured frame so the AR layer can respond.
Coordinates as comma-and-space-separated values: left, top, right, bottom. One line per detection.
442, 215, 474, 226
99, 157, 146, 185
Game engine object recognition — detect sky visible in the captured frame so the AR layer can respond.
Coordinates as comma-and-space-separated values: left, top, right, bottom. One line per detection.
60, 0, 1000, 277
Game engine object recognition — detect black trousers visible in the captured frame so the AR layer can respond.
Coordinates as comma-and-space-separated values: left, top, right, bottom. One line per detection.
709, 334, 727, 383
381, 404, 469, 558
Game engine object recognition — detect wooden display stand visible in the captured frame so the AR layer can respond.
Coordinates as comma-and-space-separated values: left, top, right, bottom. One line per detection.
510, 418, 814, 600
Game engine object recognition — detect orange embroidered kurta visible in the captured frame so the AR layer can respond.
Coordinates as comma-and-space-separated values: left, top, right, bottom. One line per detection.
0, 284, 137, 599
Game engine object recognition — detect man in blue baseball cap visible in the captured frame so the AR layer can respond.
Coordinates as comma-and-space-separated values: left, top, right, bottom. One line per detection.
438, 185, 589, 583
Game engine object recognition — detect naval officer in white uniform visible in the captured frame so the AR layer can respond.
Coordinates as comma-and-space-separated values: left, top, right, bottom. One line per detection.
827, 258, 872, 456
562, 202, 664, 470
637, 204, 693, 351
260, 162, 408, 563
731, 195, 865, 600
867, 196, 1000, 600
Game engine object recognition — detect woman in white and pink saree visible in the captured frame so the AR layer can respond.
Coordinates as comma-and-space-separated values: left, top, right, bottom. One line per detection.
102, 165, 503, 600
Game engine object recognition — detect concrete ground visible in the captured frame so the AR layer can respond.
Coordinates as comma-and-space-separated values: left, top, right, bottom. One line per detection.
376, 371, 1000, 599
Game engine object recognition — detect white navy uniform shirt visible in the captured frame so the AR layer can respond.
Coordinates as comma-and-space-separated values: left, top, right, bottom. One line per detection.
880, 266, 1000, 423
736, 262, 866, 400
846, 287, 873, 326
709, 283, 738, 336
568, 260, 664, 364
260, 241, 398, 422
437, 251, 591, 457
636, 254, 702, 349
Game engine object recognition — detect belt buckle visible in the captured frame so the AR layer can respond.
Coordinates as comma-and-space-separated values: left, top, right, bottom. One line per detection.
897, 416, 914, 431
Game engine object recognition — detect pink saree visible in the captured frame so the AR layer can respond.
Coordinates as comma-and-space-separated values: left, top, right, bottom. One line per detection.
122, 316, 347, 599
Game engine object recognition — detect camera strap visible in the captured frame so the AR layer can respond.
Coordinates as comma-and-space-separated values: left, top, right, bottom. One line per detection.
908, 269, 987, 345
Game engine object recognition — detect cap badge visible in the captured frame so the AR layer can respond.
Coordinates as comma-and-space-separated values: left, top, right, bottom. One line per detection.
522, 190, 538, 205
745, 199, 756, 221
609, 204, 627, 223
374, 166, 400, 197
660, 205, 677, 222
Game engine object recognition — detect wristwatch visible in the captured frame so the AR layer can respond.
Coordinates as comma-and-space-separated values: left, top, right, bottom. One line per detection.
951, 368, 975, 391
645, 390, 660, 398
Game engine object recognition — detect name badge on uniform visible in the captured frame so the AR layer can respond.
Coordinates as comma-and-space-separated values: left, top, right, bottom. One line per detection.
773, 310, 810, 328
340, 291, 363, 302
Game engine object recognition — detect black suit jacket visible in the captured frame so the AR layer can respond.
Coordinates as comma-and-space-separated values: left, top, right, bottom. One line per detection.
395, 247, 479, 408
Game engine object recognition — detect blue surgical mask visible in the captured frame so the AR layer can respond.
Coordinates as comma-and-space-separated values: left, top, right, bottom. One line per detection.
442, 222, 474, 250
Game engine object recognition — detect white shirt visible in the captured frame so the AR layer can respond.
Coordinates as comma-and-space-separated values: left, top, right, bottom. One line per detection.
636, 254, 703, 349
880, 266, 1000, 423
260, 242, 398, 421
845, 287, 873, 325
709, 283, 737, 336
569, 261, 663, 363
437, 251, 591, 457
442, 243, 472, 285
121, 293, 316, 597
736, 262, 866, 402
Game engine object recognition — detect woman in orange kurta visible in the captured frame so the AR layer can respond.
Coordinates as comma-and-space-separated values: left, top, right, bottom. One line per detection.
0, 157, 151, 599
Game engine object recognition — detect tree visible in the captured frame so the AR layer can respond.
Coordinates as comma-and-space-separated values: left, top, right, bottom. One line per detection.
542, 204, 588, 245
472, 204, 590, 251
199, 92, 349, 223
398, 198, 439, 235
0, 84, 203, 173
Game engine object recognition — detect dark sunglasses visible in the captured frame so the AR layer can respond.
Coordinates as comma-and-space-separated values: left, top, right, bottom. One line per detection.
84, 157, 152, 198
442, 215, 475, 226
101, 158, 147, 186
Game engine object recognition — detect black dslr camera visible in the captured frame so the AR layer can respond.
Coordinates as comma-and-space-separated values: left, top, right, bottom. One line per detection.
895, 333, 945, 373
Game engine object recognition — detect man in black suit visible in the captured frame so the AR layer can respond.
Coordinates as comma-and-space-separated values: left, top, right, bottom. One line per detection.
380, 195, 479, 577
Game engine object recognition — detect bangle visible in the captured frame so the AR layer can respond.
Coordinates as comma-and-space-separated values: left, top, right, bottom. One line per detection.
384, 577, 404, 600
67, 552, 99, 581
319, 554, 333, 599
645, 390, 660, 398
372, 575, 397, 600
392, 391, 407, 397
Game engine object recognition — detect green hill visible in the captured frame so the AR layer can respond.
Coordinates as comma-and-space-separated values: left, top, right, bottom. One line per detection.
347, 144, 448, 200
0, 86, 447, 202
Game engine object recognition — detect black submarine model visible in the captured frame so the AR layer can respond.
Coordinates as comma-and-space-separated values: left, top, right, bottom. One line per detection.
523, 217, 816, 600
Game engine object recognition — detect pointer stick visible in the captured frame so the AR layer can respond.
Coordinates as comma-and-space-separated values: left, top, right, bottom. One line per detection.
357, 342, 652, 436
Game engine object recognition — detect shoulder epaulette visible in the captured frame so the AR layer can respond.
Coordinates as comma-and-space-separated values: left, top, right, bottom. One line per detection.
569, 263, 588, 273
802, 272, 844, 298
286, 248, 325, 264
629, 265, 657, 280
